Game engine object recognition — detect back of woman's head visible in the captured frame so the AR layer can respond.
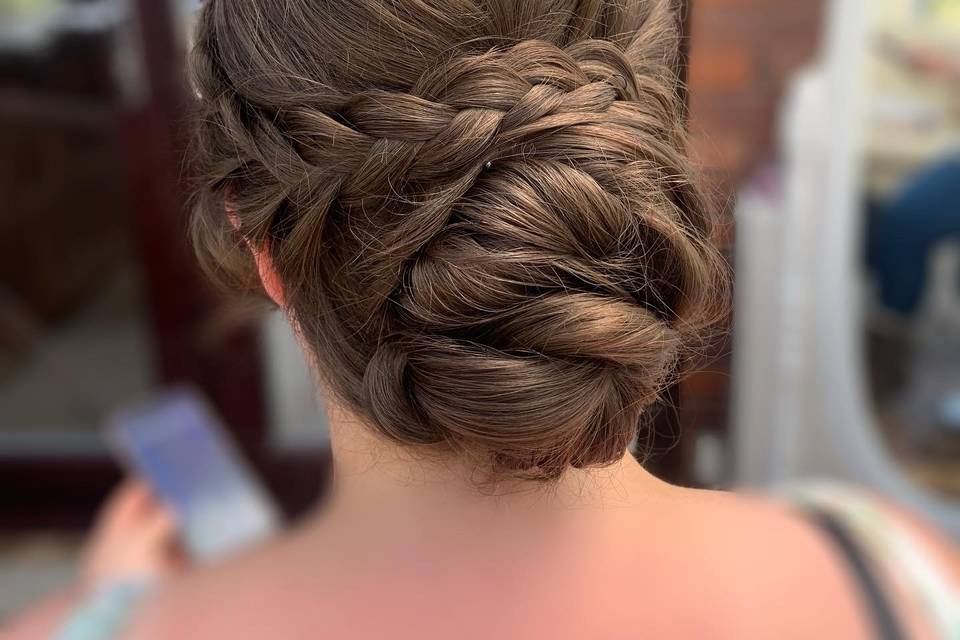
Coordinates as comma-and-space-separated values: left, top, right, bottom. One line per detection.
190, 0, 728, 481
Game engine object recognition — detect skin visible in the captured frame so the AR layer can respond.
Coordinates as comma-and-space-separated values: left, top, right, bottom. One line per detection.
7, 248, 957, 640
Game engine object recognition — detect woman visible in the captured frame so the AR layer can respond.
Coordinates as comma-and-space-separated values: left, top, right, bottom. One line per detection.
13, 0, 959, 637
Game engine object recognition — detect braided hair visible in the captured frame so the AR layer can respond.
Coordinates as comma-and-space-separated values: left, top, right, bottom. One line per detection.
189, 0, 728, 482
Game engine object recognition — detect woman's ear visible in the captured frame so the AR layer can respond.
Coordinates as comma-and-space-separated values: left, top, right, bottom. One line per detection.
251, 245, 285, 308
226, 198, 285, 308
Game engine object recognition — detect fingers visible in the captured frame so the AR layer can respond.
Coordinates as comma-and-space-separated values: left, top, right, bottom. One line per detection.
141, 504, 179, 546
94, 478, 174, 539
142, 505, 186, 578
94, 479, 151, 532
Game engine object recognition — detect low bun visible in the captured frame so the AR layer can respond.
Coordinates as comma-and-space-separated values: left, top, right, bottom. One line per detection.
190, 0, 728, 481
363, 328, 677, 480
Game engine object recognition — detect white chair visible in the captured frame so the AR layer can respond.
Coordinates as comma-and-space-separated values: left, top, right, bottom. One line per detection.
731, 0, 960, 538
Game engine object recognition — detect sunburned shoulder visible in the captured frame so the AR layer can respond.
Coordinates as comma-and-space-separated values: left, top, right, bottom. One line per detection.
665, 484, 958, 637
691, 485, 958, 585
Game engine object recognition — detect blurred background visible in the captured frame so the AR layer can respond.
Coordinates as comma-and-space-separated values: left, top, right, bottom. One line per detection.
0, 0, 957, 619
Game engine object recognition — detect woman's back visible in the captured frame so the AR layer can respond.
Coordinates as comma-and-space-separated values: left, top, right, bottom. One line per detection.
126, 464, 885, 639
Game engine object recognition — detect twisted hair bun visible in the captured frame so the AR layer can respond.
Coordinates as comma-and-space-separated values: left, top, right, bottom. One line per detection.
190, 0, 728, 481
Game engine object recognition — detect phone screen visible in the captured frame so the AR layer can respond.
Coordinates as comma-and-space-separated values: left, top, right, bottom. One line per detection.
107, 387, 280, 561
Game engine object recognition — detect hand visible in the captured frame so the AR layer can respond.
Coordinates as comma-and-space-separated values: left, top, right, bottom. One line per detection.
80, 479, 186, 590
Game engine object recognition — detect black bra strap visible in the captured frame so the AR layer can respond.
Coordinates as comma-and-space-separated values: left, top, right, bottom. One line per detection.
805, 508, 906, 640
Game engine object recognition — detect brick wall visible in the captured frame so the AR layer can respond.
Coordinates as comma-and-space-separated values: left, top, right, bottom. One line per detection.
687, 0, 826, 205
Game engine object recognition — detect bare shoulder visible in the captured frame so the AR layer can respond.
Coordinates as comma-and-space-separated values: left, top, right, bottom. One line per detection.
671, 484, 954, 583
664, 486, 855, 569
666, 484, 957, 637
656, 486, 877, 639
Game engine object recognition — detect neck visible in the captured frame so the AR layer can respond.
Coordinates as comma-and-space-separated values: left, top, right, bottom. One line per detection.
321, 399, 674, 535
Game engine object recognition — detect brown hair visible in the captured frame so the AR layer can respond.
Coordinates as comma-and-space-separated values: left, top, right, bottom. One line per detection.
189, 0, 728, 481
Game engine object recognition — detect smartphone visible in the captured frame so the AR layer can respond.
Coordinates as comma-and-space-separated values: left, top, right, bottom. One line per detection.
106, 387, 280, 562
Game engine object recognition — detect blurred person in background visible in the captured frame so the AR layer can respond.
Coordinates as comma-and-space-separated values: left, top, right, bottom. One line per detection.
867, 38, 960, 320
863, 18, 960, 466
7, 0, 960, 638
